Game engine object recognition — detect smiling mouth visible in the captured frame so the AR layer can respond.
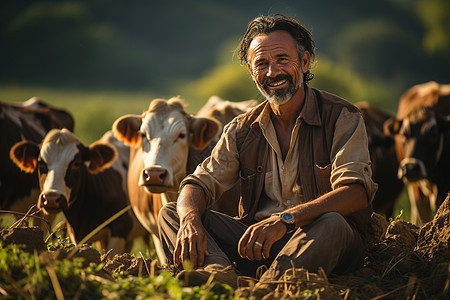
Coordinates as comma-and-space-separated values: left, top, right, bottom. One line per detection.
267, 79, 288, 88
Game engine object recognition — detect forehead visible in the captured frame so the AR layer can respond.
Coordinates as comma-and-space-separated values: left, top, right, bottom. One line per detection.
40, 133, 80, 164
141, 109, 188, 135
248, 31, 298, 61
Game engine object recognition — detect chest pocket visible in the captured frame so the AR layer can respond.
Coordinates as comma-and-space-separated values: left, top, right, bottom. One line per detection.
314, 162, 332, 196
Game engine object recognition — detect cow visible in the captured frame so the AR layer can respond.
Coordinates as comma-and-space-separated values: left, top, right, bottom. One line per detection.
384, 81, 450, 225
196, 95, 257, 126
9, 128, 135, 257
112, 96, 254, 264
1, 98, 74, 230
356, 102, 404, 219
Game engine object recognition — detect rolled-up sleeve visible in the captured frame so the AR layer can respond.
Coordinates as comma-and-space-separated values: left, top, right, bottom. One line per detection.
330, 108, 378, 203
180, 119, 241, 208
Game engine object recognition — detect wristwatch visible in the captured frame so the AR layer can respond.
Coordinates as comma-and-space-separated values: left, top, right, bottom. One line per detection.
273, 212, 296, 233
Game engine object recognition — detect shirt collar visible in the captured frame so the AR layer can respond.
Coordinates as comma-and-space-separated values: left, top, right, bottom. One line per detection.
301, 84, 321, 127
252, 84, 322, 128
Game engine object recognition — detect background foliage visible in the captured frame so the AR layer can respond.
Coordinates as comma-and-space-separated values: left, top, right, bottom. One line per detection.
1, 0, 449, 105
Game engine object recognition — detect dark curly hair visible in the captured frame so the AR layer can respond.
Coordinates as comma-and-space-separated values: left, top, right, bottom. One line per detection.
238, 14, 315, 83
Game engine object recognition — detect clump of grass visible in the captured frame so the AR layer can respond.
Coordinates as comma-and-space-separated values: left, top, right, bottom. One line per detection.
0, 240, 240, 299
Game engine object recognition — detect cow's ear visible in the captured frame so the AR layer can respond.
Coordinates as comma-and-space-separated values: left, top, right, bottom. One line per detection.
189, 117, 221, 150
383, 117, 402, 137
87, 142, 117, 174
9, 141, 40, 173
112, 115, 142, 146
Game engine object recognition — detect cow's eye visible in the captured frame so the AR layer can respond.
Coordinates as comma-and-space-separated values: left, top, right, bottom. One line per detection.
38, 161, 48, 174
140, 132, 147, 141
178, 132, 186, 140
71, 161, 82, 169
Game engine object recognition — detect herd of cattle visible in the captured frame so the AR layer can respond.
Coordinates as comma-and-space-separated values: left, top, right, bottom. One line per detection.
1, 81, 449, 263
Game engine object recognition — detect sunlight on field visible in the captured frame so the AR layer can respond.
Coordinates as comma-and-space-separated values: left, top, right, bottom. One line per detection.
0, 85, 205, 144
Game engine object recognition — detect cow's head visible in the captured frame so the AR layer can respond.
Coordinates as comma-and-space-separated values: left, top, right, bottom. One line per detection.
112, 97, 221, 194
10, 128, 117, 215
384, 106, 450, 183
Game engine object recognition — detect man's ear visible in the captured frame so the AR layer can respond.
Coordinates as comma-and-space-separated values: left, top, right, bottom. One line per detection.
189, 117, 222, 150
87, 142, 117, 174
9, 140, 40, 173
112, 114, 142, 146
383, 117, 402, 137
302, 51, 311, 73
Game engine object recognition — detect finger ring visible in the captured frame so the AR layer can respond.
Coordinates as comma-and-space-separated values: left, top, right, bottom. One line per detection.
255, 241, 263, 248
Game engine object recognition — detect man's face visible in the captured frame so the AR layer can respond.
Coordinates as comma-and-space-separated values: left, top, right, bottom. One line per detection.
247, 31, 307, 106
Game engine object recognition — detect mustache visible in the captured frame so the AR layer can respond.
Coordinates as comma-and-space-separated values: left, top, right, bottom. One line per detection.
262, 74, 293, 86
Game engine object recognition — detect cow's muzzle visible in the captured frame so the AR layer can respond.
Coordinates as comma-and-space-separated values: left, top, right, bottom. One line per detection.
398, 157, 427, 182
140, 167, 169, 193
38, 192, 68, 213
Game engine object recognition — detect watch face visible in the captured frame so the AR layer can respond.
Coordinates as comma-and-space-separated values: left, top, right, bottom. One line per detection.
281, 212, 295, 224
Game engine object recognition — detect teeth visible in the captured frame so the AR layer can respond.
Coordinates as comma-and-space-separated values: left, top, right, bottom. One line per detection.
268, 79, 287, 87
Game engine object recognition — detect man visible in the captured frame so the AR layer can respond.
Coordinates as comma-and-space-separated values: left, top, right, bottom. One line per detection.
158, 14, 377, 288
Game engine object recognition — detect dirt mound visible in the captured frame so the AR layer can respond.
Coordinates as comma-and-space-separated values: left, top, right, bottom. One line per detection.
39, 244, 102, 268
104, 252, 159, 277
416, 194, 450, 265
0, 226, 47, 253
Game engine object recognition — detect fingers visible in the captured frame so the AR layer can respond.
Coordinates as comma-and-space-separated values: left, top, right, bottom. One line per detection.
238, 226, 267, 261
174, 227, 209, 269
238, 232, 249, 258
253, 240, 264, 260
261, 240, 272, 260
239, 219, 286, 261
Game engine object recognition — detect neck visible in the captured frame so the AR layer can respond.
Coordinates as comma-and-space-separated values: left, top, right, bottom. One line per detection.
269, 84, 306, 128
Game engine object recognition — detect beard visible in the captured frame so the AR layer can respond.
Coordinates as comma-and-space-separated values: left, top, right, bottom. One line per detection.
256, 73, 303, 106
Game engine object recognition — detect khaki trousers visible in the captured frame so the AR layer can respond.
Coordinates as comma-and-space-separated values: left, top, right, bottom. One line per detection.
158, 202, 365, 280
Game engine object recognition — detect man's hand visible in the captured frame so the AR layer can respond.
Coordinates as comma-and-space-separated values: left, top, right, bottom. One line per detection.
174, 184, 209, 269
173, 211, 209, 269
238, 215, 286, 260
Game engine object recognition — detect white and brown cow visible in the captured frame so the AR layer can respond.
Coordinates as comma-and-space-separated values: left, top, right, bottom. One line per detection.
112, 96, 253, 263
1, 98, 74, 229
384, 81, 450, 225
10, 129, 134, 257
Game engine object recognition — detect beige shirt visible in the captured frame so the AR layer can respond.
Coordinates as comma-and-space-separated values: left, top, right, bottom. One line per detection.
183, 98, 376, 221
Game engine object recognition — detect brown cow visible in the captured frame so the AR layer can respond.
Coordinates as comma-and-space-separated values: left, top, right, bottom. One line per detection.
1, 98, 74, 229
384, 82, 450, 225
10, 129, 135, 257
112, 96, 253, 263
356, 102, 404, 219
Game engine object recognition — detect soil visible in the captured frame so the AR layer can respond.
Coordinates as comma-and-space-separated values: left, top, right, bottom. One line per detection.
1, 195, 450, 299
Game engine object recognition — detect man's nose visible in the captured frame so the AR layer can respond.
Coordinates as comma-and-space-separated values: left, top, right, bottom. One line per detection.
266, 62, 281, 77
